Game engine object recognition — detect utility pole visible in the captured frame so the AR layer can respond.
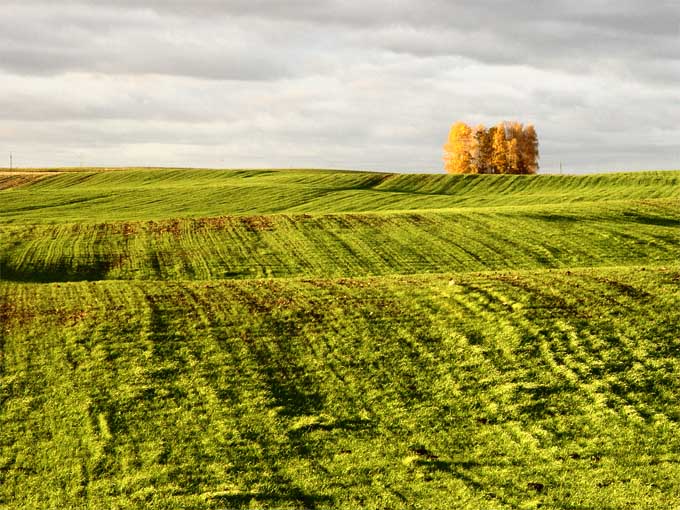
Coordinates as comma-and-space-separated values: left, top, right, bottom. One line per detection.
9, 152, 12, 170
559, 161, 563, 175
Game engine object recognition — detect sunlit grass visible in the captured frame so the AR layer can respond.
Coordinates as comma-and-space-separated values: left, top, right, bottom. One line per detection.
1, 200, 679, 282
1, 267, 679, 509
1, 168, 679, 223
1, 168, 679, 509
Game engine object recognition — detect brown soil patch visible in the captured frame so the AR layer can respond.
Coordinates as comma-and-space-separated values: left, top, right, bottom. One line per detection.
0, 171, 61, 176
0, 174, 51, 190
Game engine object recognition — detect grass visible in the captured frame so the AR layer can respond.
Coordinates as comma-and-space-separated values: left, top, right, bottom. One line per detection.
2, 268, 680, 509
1, 168, 679, 223
1, 200, 679, 282
1, 167, 680, 509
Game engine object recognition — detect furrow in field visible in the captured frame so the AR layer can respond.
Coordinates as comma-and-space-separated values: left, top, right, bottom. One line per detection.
2, 201, 679, 282
2, 267, 680, 508
3, 168, 680, 508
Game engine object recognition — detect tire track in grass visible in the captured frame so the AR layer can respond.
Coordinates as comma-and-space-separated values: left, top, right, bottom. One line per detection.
210, 279, 482, 506
423, 278, 572, 506
456, 279, 581, 500
496, 274, 620, 427
133, 287, 251, 503
298, 281, 496, 507
545, 317, 655, 425
50, 282, 299, 507
0, 283, 123, 507
429, 273, 661, 501
2, 269, 680, 507
496, 270, 680, 479
425, 280, 541, 494
174, 283, 333, 508
576, 272, 679, 424
72, 283, 160, 505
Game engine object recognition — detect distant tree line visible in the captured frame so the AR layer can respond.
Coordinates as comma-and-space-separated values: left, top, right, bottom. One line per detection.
443, 121, 539, 174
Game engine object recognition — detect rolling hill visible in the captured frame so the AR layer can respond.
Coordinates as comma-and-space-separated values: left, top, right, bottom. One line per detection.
1, 168, 679, 509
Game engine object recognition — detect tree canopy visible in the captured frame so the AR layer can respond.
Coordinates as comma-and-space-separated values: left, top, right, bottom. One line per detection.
443, 121, 539, 174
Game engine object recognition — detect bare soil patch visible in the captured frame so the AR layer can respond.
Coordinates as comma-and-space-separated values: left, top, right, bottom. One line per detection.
0, 171, 63, 176
0, 171, 59, 189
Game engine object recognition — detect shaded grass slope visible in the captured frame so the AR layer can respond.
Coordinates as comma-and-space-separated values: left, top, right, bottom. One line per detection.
1, 266, 679, 509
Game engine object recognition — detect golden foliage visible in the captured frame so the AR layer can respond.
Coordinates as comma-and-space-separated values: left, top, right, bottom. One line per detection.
443, 121, 539, 174
491, 124, 509, 174
443, 122, 473, 174
507, 138, 521, 174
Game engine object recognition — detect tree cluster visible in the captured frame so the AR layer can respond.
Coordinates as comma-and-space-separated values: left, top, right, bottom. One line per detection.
443, 121, 539, 174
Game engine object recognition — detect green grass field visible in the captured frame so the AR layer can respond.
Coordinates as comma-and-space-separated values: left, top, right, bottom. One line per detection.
1, 168, 679, 509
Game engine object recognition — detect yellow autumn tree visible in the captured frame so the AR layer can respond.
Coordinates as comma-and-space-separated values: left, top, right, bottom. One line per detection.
471, 124, 490, 174
520, 124, 539, 174
443, 122, 473, 174
507, 138, 521, 174
491, 123, 508, 174
444, 120, 539, 174
504, 121, 524, 173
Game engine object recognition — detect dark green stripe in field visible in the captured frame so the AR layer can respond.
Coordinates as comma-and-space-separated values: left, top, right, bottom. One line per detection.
1, 200, 678, 282
1, 267, 679, 509
1, 169, 679, 223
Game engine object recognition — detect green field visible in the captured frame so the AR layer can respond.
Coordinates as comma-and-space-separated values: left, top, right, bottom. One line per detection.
1, 168, 679, 509
2, 169, 679, 223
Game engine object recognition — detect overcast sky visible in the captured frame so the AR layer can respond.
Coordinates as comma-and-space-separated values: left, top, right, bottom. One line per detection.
1, 1, 679, 173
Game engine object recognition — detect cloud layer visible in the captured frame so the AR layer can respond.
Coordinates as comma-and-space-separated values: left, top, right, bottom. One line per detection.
1, 1, 678, 172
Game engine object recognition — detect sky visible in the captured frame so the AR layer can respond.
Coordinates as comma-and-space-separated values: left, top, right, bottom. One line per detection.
1, 1, 679, 173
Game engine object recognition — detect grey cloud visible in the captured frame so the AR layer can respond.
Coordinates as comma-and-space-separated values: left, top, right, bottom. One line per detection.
0, 1, 678, 173
0, 4, 296, 80
38, 0, 677, 38
3, 0, 678, 80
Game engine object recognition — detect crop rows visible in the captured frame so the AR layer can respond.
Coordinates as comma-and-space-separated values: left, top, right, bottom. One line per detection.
2, 168, 679, 509
1, 199, 679, 283
1, 169, 679, 223
1, 267, 679, 509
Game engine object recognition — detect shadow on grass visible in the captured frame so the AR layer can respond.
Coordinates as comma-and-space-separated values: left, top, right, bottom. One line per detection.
0, 256, 115, 282
287, 417, 373, 441
622, 212, 680, 228
208, 489, 332, 510
247, 336, 326, 418
404, 454, 523, 508
524, 213, 580, 223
